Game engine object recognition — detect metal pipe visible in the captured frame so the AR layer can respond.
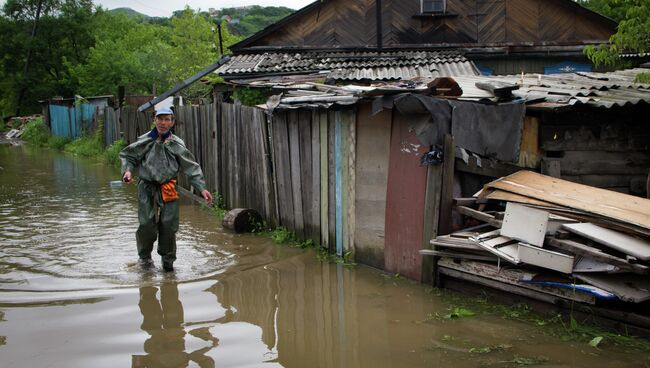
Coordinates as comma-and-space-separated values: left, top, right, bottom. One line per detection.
138, 56, 231, 112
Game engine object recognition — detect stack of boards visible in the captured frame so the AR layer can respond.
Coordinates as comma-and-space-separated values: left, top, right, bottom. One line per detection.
423, 171, 650, 306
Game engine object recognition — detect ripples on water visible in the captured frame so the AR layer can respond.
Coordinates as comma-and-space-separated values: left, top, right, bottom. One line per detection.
0, 146, 235, 290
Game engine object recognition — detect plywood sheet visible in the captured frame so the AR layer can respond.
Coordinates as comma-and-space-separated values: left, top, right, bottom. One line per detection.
501, 202, 549, 247
563, 222, 650, 261
485, 189, 557, 208
354, 103, 391, 268
486, 171, 650, 230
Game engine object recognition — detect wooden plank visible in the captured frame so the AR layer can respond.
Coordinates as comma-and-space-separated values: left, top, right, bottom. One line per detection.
574, 273, 650, 303
422, 164, 443, 285
311, 110, 321, 244
501, 202, 549, 247
335, 110, 343, 256
475, 81, 519, 98
260, 110, 277, 226
547, 238, 648, 274
552, 151, 650, 176
288, 111, 305, 237
328, 111, 336, 253
486, 171, 650, 231
484, 189, 557, 207
320, 110, 329, 249
438, 134, 455, 235
563, 222, 650, 261
299, 110, 313, 240
420, 250, 497, 262
438, 258, 595, 304
518, 116, 541, 169
345, 109, 356, 256
272, 113, 294, 229
455, 206, 503, 228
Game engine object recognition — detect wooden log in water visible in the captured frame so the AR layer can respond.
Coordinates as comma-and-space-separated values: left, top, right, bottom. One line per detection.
222, 208, 263, 233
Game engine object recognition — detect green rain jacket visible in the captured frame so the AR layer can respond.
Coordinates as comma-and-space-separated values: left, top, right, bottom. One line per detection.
119, 130, 207, 193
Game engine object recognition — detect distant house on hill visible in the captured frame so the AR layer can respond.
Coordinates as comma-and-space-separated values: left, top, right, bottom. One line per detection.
218, 0, 620, 79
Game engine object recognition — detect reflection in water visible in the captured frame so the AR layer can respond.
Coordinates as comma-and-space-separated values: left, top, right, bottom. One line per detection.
133, 282, 217, 367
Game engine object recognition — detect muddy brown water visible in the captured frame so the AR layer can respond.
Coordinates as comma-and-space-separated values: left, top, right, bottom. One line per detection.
0, 144, 649, 368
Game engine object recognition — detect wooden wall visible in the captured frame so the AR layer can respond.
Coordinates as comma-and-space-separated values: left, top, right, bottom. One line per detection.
243, 0, 614, 49
538, 105, 650, 197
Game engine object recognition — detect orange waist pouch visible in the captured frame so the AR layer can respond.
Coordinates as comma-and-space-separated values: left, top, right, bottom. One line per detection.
161, 179, 179, 202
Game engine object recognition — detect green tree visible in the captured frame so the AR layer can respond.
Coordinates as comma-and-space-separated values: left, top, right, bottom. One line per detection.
69, 13, 173, 96
1, 0, 97, 115
167, 8, 241, 99
581, 0, 650, 68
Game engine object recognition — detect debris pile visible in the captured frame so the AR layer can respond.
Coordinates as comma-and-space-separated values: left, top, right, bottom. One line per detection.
423, 171, 650, 307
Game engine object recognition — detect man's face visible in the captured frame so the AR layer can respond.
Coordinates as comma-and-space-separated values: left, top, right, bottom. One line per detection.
155, 114, 175, 135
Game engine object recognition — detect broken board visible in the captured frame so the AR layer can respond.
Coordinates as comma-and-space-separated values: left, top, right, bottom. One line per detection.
573, 257, 620, 273
501, 202, 549, 246
517, 243, 574, 274
563, 222, 650, 261
472, 235, 520, 264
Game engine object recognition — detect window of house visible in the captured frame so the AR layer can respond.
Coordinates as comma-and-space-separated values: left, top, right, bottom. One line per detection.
422, 0, 446, 13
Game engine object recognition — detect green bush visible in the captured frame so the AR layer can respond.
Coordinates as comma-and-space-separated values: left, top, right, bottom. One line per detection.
21, 118, 50, 146
47, 136, 70, 150
64, 134, 103, 157
103, 139, 126, 167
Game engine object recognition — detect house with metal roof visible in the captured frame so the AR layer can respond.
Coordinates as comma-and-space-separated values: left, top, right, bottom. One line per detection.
217, 0, 625, 82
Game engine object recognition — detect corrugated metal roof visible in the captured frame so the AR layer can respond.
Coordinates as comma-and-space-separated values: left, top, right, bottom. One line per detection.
217, 51, 479, 80
453, 68, 650, 109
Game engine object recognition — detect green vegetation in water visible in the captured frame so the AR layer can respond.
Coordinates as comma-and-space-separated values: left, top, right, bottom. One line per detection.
316, 248, 356, 267
103, 139, 127, 167
469, 343, 512, 354
445, 307, 476, 319
20, 117, 126, 168
421, 289, 650, 352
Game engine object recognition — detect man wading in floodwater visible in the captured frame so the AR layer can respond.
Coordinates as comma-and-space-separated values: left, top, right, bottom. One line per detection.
120, 107, 212, 272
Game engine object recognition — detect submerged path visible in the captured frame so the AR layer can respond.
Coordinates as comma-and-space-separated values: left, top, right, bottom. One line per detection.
0, 144, 648, 367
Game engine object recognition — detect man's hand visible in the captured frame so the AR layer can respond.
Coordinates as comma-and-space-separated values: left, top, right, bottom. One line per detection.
123, 170, 133, 183
201, 190, 213, 204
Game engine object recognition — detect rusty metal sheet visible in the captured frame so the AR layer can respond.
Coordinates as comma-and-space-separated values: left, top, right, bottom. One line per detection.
384, 113, 429, 280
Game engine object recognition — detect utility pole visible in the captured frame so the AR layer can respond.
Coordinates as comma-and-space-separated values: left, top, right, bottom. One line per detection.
15, 0, 44, 116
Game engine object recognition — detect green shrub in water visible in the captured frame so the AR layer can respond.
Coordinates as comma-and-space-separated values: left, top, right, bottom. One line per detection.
103, 139, 126, 167
21, 117, 50, 146
47, 136, 70, 150
64, 130, 103, 157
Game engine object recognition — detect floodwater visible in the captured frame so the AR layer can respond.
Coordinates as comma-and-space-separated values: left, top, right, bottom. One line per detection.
0, 144, 649, 368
